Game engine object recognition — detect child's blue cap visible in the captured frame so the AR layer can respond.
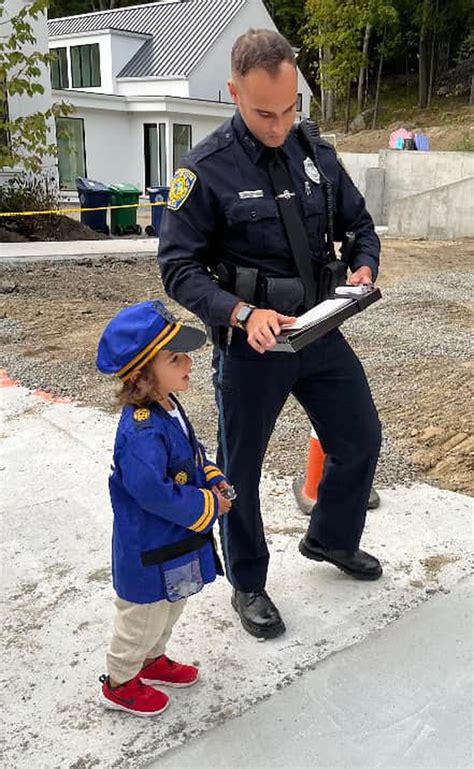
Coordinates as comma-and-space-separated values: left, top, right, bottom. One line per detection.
96, 300, 206, 381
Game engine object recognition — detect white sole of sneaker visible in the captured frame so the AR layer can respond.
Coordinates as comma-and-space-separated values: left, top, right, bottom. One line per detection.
101, 694, 169, 717
140, 670, 200, 689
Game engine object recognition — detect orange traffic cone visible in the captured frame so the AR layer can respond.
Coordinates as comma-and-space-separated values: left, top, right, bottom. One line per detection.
293, 428, 381, 515
293, 428, 325, 515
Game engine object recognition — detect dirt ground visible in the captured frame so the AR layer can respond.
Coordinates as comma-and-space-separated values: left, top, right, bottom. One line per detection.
335, 105, 473, 152
1, 238, 473, 496
336, 123, 473, 152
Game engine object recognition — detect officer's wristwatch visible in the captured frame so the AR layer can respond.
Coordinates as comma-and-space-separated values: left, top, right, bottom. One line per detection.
235, 304, 255, 330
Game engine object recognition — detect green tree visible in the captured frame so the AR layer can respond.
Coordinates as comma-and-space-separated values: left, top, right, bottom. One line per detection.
48, 0, 156, 16
305, 0, 370, 125
263, 0, 306, 45
1, 0, 72, 172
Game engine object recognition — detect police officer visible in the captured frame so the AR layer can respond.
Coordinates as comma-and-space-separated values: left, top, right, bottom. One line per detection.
158, 29, 383, 640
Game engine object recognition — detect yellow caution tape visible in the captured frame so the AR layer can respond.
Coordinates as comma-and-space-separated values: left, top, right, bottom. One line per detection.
0, 201, 166, 218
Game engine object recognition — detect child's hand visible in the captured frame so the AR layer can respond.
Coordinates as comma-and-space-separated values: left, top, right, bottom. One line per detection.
212, 486, 232, 516
215, 480, 233, 496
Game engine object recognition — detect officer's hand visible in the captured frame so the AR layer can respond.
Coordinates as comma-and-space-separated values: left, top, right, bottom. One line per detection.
348, 266, 373, 286
246, 309, 296, 354
212, 486, 232, 516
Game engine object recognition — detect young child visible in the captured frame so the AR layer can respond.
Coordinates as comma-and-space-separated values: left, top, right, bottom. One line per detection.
96, 299, 232, 717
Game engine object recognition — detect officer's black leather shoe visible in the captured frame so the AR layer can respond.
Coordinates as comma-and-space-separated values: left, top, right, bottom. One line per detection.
231, 589, 286, 639
299, 535, 383, 581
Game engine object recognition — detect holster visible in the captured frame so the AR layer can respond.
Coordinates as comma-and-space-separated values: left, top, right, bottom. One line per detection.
316, 260, 347, 303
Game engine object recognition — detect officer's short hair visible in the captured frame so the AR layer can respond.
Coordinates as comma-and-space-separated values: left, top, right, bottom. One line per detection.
231, 28, 296, 78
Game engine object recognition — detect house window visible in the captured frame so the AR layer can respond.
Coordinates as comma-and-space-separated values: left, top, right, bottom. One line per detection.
158, 123, 167, 185
50, 47, 69, 89
144, 123, 167, 188
71, 44, 101, 88
296, 92, 303, 112
173, 124, 191, 170
56, 117, 86, 189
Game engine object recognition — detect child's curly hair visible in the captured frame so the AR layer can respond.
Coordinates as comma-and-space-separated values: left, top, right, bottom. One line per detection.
115, 359, 156, 408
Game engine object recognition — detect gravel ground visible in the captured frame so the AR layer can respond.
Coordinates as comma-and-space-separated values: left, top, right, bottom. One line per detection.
1, 238, 473, 494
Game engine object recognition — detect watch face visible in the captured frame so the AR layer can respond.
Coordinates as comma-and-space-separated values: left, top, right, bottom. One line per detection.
237, 306, 253, 323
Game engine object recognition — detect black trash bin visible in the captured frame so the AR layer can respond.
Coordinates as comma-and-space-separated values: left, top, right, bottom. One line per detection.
145, 186, 170, 236
76, 177, 110, 235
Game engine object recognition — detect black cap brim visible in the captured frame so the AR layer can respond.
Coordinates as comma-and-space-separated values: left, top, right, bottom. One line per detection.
165, 324, 207, 353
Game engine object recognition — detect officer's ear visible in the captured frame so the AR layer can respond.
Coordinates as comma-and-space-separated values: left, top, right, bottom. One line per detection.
228, 78, 239, 105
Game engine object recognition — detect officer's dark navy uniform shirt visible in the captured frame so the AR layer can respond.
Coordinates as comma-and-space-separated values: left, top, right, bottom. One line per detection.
158, 111, 380, 326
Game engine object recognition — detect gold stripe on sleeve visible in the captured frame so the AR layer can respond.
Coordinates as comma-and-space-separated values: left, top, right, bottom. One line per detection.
190, 489, 215, 532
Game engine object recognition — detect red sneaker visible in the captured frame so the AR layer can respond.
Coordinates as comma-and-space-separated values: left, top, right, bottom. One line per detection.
140, 655, 199, 688
99, 674, 169, 717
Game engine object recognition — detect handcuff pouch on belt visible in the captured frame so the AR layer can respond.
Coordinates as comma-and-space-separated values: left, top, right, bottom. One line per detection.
217, 261, 305, 316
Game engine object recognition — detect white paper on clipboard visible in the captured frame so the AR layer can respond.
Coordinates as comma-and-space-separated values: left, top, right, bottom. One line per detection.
280, 297, 353, 333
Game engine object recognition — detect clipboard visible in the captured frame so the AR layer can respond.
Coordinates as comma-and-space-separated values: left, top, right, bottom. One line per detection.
274, 286, 382, 352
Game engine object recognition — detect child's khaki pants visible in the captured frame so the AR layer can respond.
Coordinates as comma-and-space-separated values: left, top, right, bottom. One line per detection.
107, 595, 187, 684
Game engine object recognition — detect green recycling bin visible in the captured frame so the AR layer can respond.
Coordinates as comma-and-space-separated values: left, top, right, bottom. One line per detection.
108, 183, 142, 236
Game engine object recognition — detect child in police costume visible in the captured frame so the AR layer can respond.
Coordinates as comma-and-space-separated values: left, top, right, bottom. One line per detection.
96, 299, 232, 717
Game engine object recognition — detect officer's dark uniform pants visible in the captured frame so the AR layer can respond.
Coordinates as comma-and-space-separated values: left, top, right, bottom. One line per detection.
214, 328, 382, 592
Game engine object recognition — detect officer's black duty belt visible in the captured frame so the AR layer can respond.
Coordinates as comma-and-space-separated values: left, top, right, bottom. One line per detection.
141, 531, 212, 566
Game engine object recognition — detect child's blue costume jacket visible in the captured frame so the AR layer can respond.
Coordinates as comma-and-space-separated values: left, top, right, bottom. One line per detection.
109, 397, 226, 603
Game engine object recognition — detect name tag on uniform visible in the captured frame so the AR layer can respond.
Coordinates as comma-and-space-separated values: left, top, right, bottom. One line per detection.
238, 189, 264, 199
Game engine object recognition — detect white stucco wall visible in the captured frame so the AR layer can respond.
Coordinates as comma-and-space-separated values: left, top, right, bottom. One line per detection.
189, 0, 312, 117
109, 31, 150, 81
49, 29, 150, 96
58, 90, 235, 190
64, 105, 134, 187
116, 79, 190, 98
50, 31, 114, 94
2, 0, 56, 173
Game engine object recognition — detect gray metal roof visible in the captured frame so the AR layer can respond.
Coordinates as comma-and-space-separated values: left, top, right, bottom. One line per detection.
48, 0, 246, 78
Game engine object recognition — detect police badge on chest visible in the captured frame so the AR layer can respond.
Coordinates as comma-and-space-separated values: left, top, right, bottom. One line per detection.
303, 157, 320, 185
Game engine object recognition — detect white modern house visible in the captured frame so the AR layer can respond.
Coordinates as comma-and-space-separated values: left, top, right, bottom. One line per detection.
47, 0, 312, 192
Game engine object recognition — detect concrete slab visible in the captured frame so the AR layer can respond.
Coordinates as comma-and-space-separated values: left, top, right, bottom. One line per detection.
151, 576, 474, 769
1, 384, 473, 768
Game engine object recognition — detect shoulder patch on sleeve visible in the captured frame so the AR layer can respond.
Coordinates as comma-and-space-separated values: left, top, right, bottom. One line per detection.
133, 407, 152, 428
167, 168, 197, 211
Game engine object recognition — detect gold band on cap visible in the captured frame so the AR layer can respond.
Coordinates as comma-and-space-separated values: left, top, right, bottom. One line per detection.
117, 322, 182, 381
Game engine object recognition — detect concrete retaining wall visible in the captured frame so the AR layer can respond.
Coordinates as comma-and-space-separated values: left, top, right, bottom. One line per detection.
379, 150, 474, 224
388, 176, 474, 239
338, 152, 379, 196
337, 149, 474, 235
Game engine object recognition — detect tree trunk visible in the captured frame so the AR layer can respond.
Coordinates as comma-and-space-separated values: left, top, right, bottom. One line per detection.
418, 0, 431, 108
470, 74, 474, 106
320, 45, 335, 123
372, 26, 387, 130
427, 31, 436, 107
427, 0, 438, 107
357, 23, 371, 113
345, 78, 352, 133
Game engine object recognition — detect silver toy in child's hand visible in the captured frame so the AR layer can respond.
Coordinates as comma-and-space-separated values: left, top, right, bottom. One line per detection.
220, 485, 237, 501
